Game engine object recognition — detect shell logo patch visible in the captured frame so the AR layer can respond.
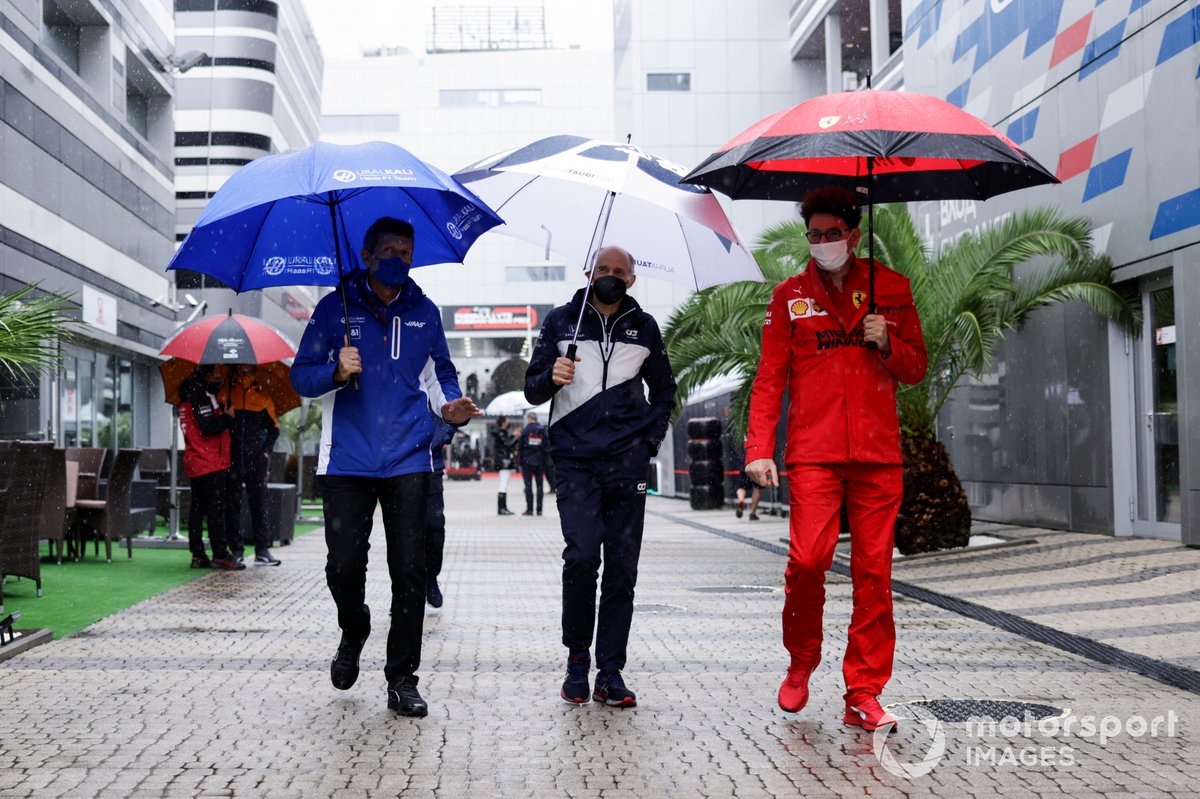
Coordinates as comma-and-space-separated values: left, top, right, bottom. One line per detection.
789, 298, 828, 320
852, 290, 867, 309
818, 115, 840, 129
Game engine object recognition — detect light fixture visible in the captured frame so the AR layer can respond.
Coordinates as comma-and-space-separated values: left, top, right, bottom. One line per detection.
164, 50, 207, 74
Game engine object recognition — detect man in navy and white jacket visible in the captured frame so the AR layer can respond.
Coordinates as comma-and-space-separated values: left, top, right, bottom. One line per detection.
291, 217, 478, 718
525, 245, 677, 708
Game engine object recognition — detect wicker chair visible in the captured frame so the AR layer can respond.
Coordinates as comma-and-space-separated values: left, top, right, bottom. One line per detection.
74, 448, 142, 563
66, 446, 107, 501
0, 442, 54, 602
40, 448, 78, 565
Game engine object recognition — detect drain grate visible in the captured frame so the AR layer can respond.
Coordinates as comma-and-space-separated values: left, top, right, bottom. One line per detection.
633, 603, 686, 614
889, 698, 1067, 723
690, 586, 779, 594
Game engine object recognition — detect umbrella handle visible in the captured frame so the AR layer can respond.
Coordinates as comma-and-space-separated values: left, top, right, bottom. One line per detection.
865, 157, 878, 350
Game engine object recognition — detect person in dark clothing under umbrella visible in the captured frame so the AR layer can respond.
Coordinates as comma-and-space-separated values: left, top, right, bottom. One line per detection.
290, 217, 479, 718
525, 245, 677, 708
220, 364, 283, 566
178, 364, 244, 571
517, 411, 547, 515
424, 418, 455, 608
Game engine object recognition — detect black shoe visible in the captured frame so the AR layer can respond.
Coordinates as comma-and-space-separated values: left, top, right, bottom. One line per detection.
561, 652, 591, 704
190, 555, 212, 569
593, 670, 637, 708
212, 557, 246, 571
426, 579, 443, 608
387, 675, 428, 717
521, 510, 533, 516
254, 550, 282, 566
330, 608, 370, 690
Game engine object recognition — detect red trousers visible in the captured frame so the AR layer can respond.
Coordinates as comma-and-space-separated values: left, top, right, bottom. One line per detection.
783, 462, 902, 704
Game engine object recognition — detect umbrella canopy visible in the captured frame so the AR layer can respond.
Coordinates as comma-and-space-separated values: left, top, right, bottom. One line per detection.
683, 89, 1058, 203
159, 359, 301, 416
166, 140, 503, 291
485, 390, 550, 419
455, 134, 762, 290
159, 312, 295, 365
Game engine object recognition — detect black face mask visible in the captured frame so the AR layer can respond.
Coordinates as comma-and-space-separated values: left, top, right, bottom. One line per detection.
592, 275, 628, 305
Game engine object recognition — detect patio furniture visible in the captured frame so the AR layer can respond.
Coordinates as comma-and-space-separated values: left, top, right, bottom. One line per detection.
41, 448, 79, 565
0, 442, 54, 602
74, 448, 142, 562
66, 447, 107, 501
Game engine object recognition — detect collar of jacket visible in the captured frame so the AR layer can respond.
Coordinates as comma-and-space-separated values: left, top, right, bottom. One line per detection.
345, 270, 426, 314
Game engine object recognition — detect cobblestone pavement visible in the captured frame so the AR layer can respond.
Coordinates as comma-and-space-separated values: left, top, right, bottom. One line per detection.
0, 479, 1197, 798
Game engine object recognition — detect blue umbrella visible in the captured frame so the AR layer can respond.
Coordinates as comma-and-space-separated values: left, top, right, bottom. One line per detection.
166, 141, 503, 369
169, 140, 502, 289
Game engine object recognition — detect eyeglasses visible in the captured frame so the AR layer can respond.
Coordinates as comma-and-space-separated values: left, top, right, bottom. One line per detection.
805, 227, 850, 244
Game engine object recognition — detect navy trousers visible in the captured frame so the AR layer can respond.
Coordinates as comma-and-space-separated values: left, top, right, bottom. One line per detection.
554, 447, 650, 673
424, 470, 445, 581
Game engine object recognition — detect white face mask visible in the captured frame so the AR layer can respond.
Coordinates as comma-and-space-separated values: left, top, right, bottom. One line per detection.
810, 240, 851, 271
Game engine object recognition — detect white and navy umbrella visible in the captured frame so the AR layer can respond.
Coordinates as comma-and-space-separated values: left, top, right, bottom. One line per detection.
454, 135, 763, 291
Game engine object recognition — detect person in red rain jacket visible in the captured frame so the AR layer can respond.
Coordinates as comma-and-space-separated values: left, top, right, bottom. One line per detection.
745, 186, 927, 732
178, 363, 242, 571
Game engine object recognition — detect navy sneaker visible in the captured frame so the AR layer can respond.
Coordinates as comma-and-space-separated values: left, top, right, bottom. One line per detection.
330, 607, 370, 690
560, 652, 591, 704
190, 555, 212, 569
593, 670, 637, 708
426, 579, 443, 608
387, 675, 428, 717
254, 551, 282, 566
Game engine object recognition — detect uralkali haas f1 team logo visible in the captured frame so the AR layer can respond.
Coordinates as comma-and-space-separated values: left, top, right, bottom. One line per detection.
446, 203, 482, 240
262, 255, 337, 278
330, 167, 417, 183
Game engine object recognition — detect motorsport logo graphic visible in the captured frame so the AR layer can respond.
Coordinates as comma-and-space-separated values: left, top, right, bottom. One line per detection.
261, 255, 338, 279
873, 704, 947, 779
446, 203, 483, 240
330, 167, 417, 183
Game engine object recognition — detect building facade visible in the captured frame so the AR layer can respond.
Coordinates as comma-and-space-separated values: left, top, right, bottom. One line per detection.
902, 0, 1200, 546
172, 0, 323, 343
1, 0, 179, 448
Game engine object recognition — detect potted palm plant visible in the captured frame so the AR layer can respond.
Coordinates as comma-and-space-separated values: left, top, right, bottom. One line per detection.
663, 206, 1139, 553
0, 284, 77, 385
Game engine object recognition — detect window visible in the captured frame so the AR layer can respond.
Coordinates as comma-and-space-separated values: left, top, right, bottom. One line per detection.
42, 0, 108, 84
125, 48, 170, 146
439, 89, 541, 108
505, 265, 565, 282
647, 72, 691, 92
320, 114, 401, 134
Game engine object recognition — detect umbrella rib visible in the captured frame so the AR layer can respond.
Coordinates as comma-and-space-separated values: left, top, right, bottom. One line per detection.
242, 199, 280, 291
674, 214, 700, 292
491, 173, 543, 214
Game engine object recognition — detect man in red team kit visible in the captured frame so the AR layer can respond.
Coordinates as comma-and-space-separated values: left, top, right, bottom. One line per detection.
744, 186, 927, 731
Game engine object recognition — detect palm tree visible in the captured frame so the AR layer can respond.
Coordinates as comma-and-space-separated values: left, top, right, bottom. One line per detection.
0, 284, 78, 385
663, 206, 1139, 553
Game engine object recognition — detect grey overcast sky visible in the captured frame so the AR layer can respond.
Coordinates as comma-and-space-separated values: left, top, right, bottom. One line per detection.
300, 0, 610, 60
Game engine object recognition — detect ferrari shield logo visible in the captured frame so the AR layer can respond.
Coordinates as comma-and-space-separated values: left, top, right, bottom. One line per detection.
818, 115, 840, 129
852, 290, 866, 309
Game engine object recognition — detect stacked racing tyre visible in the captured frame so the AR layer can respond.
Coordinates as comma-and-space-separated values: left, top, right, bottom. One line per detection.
687, 417, 724, 510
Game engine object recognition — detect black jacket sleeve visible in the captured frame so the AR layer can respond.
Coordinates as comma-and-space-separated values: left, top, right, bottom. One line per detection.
524, 312, 564, 406
639, 316, 678, 451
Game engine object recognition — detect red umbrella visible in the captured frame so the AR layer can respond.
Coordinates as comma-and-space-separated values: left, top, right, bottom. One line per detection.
684, 89, 1058, 203
158, 358, 301, 416
159, 311, 296, 365
683, 88, 1060, 315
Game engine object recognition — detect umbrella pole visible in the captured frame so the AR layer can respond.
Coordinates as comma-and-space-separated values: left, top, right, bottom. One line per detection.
865, 155, 880, 351
566, 187, 618, 360
329, 202, 360, 391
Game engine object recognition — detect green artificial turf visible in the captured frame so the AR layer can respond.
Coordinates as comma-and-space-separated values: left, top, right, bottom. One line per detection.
2, 521, 323, 639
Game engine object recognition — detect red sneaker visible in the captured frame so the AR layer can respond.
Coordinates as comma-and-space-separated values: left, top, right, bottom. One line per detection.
777, 667, 811, 713
844, 697, 899, 731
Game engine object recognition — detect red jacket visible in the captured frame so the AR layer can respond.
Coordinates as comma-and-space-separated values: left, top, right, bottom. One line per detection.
179, 380, 232, 479
745, 256, 927, 466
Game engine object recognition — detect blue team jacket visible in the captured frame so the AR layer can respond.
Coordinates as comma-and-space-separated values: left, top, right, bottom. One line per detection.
524, 288, 676, 460
291, 272, 462, 477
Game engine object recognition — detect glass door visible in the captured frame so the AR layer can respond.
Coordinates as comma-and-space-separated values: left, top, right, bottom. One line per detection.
1133, 279, 1181, 538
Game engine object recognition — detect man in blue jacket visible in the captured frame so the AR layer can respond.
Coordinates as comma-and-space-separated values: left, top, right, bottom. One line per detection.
291, 216, 478, 718
525, 245, 677, 708
517, 411, 547, 516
